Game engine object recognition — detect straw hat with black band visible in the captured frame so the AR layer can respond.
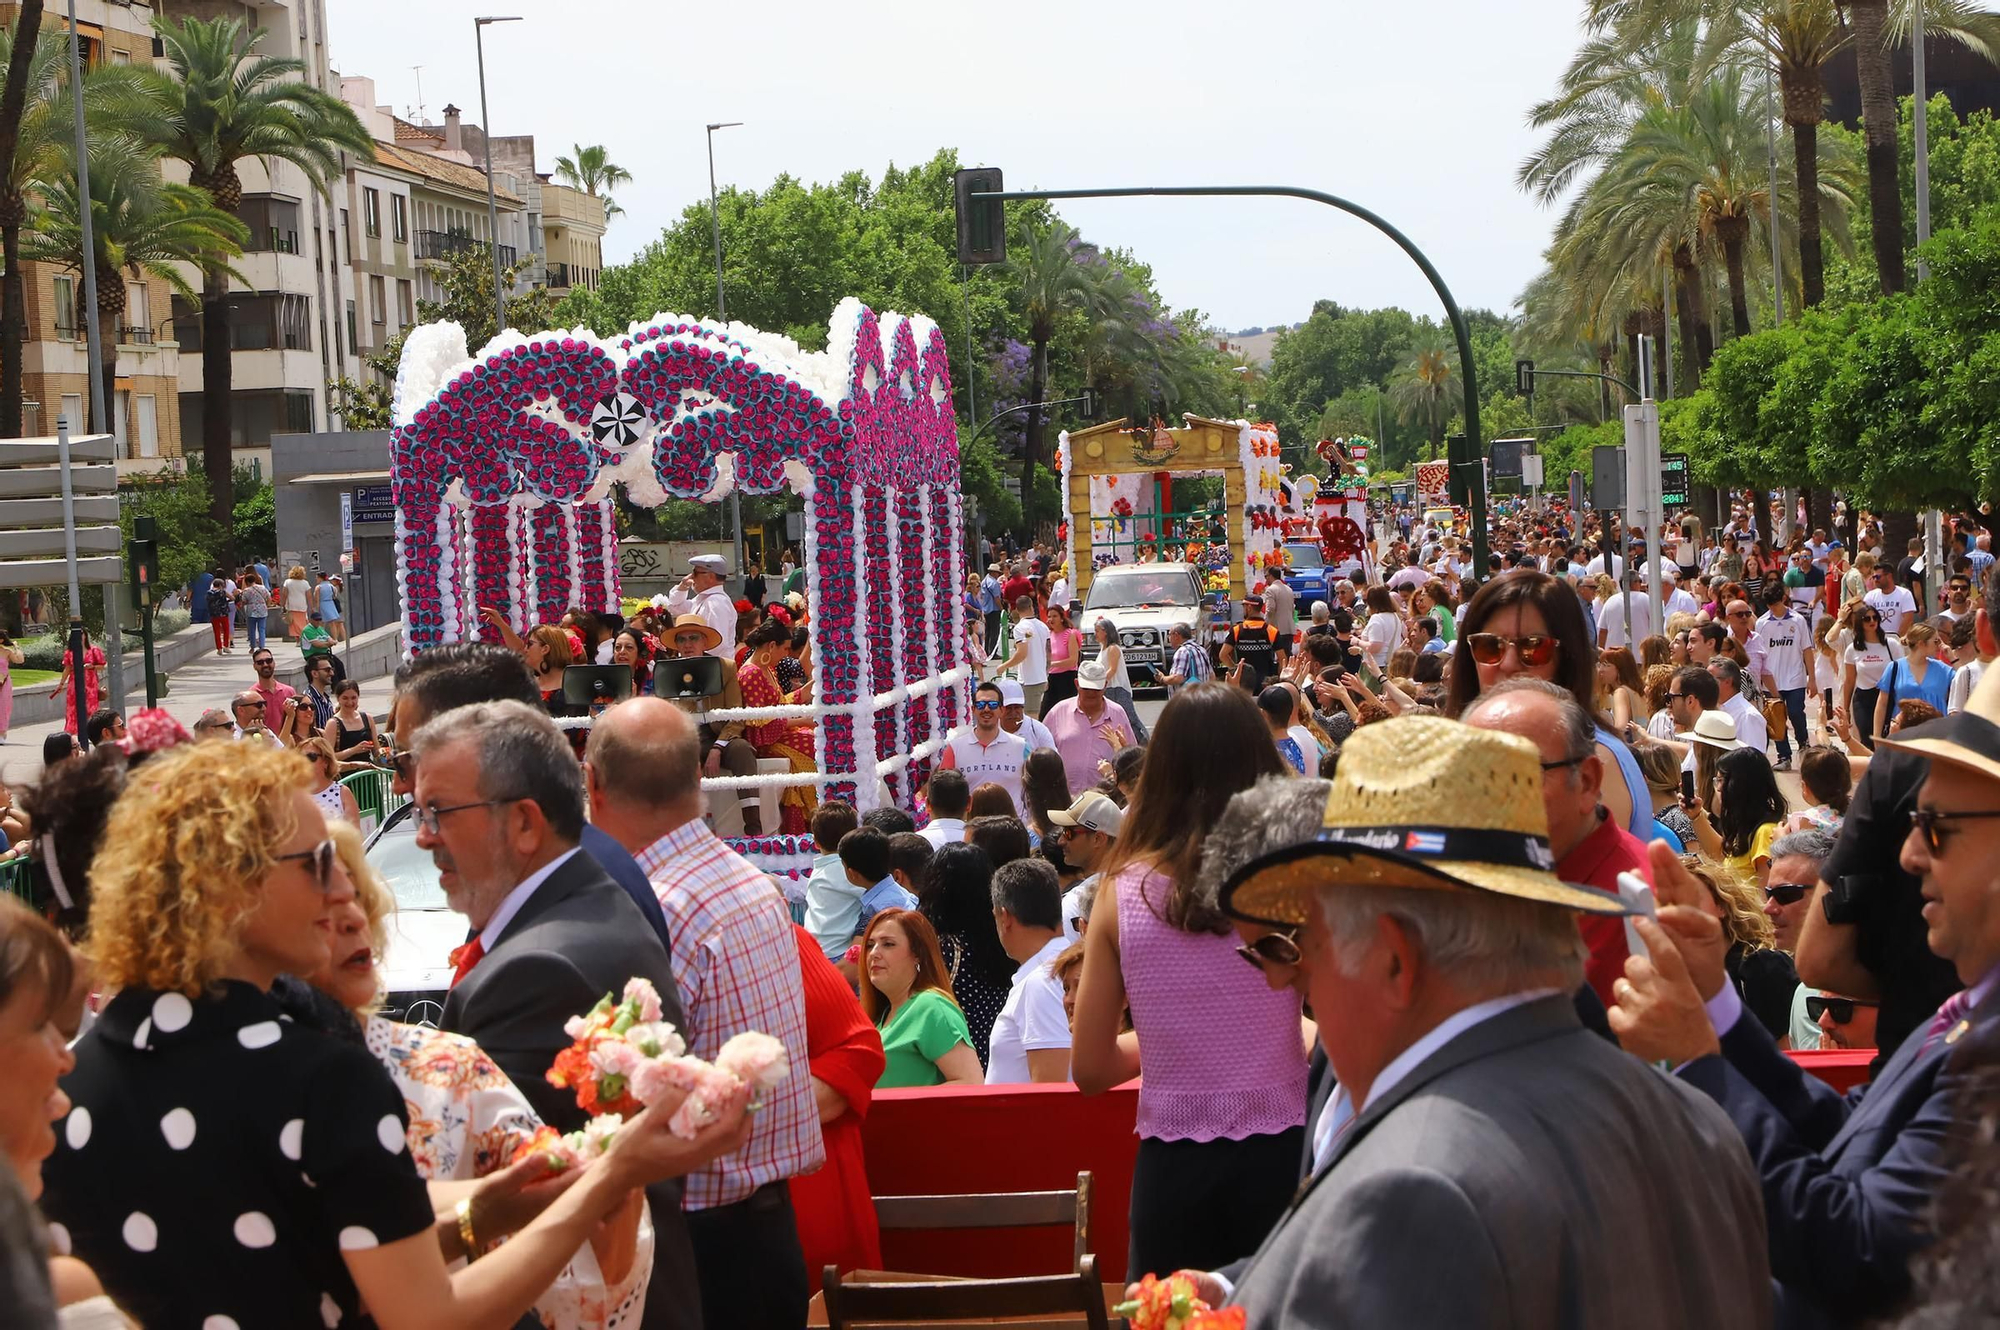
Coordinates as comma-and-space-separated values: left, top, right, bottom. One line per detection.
1877, 662, 2000, 784
666, 613, 723, 654
1220, 716, 1629, 927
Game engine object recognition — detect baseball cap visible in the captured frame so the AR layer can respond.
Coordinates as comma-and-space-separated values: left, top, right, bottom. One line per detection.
1077, 660, 1109, 691
996, 679, 1026, 707
1046, 790, 1123, 836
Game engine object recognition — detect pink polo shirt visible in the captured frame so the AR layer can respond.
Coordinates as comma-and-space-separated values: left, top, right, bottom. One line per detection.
1042, 695, 1133, 795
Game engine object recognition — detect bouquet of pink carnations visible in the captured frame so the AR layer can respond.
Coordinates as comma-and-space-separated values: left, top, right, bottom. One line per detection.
523, 977, 790, 1169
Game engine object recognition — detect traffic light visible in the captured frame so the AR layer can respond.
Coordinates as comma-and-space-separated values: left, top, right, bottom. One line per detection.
1515, 358, 1535, 397
954, 167, 1007, 266
1078, 387, 1097, 420
129, 514, 160, 604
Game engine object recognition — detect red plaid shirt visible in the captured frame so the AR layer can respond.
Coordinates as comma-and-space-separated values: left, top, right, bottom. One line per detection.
638, 819, 823, 1208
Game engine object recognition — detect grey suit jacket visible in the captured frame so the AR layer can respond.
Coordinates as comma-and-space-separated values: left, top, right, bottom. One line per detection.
1229, 995, 1773, 1330
442, 849, 701, 1330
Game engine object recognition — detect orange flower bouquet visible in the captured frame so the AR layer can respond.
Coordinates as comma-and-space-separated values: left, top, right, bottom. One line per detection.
1112, 1272, 1245, 1330
521, 977, 792, 1171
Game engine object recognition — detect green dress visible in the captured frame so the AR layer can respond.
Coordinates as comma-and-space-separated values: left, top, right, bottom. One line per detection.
876, 988, 975, 1089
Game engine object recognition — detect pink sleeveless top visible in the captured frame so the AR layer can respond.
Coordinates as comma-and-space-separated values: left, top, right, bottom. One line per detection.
1115, 863, 1308, 1141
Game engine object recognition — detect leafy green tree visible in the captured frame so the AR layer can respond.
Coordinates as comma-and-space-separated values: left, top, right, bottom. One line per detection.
136, 14, 372, 562
23, 135, 247, 440
553, 143, 631, 220
1, 20, 154, 439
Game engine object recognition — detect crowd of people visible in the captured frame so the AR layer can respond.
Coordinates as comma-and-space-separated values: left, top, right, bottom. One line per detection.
3, 499, 1999, 1328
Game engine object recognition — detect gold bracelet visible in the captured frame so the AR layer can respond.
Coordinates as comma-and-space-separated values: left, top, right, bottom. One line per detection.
455, 1195, 478, 1260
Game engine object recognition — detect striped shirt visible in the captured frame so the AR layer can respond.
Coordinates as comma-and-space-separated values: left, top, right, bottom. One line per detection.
1168, 639, 1212, 694
638, 818, 822, 1208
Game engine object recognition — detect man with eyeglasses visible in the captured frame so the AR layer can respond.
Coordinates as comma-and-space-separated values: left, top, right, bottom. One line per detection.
1608, 671, 2000, 1325
1462, 677, 1647, 1010
414, 697, 707, 1330
1723, 598, 1769, 690
1757, 826, 1836, 1050
1047, 790, 1121, 940
1866, 563, 1918, 636
229, 690, 282, 747
937, 679, 1028, 816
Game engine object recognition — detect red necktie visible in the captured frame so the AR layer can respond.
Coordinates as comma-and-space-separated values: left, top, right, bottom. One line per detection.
449, 938, 485, 989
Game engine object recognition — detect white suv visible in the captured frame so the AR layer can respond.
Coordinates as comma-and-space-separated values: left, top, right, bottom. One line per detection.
1076, 562, 1206, 687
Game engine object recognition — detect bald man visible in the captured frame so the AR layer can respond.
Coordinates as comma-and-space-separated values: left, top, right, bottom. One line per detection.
583, 698, 820, 1330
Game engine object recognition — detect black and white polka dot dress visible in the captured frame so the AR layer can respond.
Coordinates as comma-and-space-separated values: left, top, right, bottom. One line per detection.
41, 981, 435, 1328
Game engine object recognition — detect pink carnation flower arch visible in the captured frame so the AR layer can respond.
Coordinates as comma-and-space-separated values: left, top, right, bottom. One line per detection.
388, 298, 970, 857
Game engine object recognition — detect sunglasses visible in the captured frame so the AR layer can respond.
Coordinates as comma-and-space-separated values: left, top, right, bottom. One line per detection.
381, 747, 416, 780
1465, 633, 1558, 667
1804, 995, 1877, 1025
276, 839, 336, 892
972, 699, 1002, 711
1727, 609, 1753, 619
1909, 807, 2000, 853
1235, 928, 1303, 972
1763, 882, 1812, 906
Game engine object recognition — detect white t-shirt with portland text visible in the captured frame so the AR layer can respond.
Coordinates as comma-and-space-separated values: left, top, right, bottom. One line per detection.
985, 934, 1072, 1084
1010, 617, 1052, 686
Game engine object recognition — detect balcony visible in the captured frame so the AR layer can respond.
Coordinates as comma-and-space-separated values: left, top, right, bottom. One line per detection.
415, 230, 517, 268
117, 326, 154, 345
547, 262, 574, 289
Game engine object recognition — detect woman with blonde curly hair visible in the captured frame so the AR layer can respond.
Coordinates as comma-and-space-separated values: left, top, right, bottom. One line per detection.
1680, 853, 1799, 1042
301, 824, 653, 1330
41, 741, 741, 1330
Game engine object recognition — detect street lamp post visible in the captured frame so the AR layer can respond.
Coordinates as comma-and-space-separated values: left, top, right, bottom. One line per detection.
474, 16, 521, 338
970, 183, 1493, 578
706, 121, 745, 576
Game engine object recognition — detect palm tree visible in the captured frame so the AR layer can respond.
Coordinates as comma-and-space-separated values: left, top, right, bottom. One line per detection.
135, 15, 372, 564
1518, 17, 1707, 204
1847, 1, 2000, 293
1615, 72, 1774, 338
1585, 0, 1998, 307
24, 136, 247, 435
554, 143, 630, 220
0, 0, 45, 437
1005, 219, 1126, 534
1388, 337, 1456, 461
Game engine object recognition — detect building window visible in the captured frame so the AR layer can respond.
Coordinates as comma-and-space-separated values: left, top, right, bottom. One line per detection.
59, 393, 83, 433
391, 194, 407, 244
52, 275, 74, 339
167, 292, 313, 352
135, 394, 158, 458
396, 279, 413, 326
363, 188, 381, 238
124, 282, 150, 343
109, 48, 131, 64
176, 388, 315, 449
370, 276, 386, 324
346, 299, 358, 353
341, 208, 350, 264
236, 195, 301, 254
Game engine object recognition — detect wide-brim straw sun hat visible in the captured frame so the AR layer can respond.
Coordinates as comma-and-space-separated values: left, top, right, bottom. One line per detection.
1677, 710, 1742, 752
667, 614, 723, 653
1220, 715, 1629, 927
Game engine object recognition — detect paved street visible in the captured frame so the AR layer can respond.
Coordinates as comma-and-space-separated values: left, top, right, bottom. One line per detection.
1, 633, 398, 786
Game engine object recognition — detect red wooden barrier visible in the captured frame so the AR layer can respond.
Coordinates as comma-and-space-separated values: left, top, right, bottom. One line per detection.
858, 1051, 1878, 1283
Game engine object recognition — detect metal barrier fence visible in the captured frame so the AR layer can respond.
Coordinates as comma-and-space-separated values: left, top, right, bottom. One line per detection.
340, 767, 409, 837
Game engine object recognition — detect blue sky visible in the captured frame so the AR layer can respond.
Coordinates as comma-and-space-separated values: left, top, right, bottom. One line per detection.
328, 0, 1589, 331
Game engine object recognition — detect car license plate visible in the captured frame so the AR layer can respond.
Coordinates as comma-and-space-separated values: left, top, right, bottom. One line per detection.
1126, 649, 1161, 663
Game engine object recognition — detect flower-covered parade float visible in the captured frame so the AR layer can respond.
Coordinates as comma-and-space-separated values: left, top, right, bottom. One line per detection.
388, 299, 970, 873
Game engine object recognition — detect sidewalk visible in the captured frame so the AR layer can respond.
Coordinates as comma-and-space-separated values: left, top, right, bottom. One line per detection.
2, 625, 402, 785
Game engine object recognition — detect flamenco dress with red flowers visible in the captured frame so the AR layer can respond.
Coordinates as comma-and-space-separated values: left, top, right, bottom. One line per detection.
739, 657, 818, 835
